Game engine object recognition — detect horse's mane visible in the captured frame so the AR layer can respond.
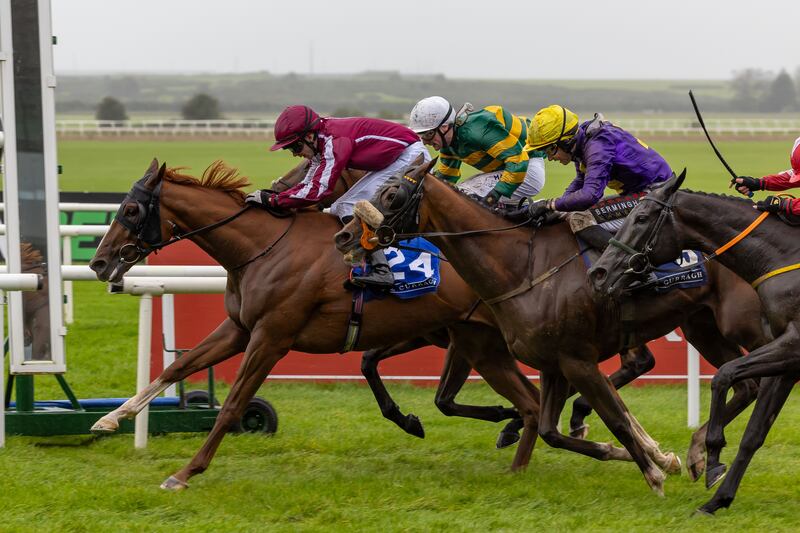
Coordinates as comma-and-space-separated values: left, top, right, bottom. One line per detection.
681, 189, 755, 207
21, 242, 45, 274
164, 160, 252, 203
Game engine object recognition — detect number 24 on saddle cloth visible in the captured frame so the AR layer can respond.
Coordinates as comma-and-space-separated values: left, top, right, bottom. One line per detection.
351, 237, 442, 300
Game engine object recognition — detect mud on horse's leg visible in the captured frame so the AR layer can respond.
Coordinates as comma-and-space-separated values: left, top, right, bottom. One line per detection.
161, 329, 284, 491
91, 318, 248, 434
569, 345, 655, 439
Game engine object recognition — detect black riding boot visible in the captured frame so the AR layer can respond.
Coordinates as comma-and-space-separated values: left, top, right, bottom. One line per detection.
350, 249, 395, 289
575, 225, 613, 251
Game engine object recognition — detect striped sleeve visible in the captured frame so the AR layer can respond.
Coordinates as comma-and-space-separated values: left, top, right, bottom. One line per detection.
434, 149, 463, 183
275, 136, 354, 208
483, 117, 529, 196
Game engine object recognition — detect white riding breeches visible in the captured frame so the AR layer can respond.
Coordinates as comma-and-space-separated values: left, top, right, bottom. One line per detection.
455, 156, 546, 205
329, 141, 430, 220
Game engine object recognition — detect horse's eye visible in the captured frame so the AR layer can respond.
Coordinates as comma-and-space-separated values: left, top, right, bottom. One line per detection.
124, 203, 139, 218
635, 214, 648, 224
386, 192, 396, 205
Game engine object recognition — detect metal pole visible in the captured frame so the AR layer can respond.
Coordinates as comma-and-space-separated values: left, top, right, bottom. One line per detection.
134, 294, 153, 449
162, 294, 177, 397
62, 235, 73, 324
687, 343, 700, 428
0, 290, 5, 448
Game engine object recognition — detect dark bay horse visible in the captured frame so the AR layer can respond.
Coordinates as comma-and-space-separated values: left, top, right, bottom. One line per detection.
333, 159, 767, 495
589, 172, 797, 514
87, 159, 543, 489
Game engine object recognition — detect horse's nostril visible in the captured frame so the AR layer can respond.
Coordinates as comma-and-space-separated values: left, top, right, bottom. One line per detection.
89, 259, 107, 273
335, 231, 353, 247
590, 267, 607, 283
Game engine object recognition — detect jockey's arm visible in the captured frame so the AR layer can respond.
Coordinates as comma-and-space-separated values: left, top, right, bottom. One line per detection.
484, 122, 530, 198
760, 170, 797, 192
553, 149, 612, 211
271, 160, 311, 191
433, 152, 462, 183
273, 137, 354, 208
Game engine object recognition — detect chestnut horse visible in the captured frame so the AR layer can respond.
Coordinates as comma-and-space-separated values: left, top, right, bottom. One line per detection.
87, 159, 542, 489
333, 159, 767, 495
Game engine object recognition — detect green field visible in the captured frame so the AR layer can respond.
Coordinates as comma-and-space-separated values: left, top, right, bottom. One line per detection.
3, 288, 800, 531
4, 138, 800, 530
57, 138, 793, 202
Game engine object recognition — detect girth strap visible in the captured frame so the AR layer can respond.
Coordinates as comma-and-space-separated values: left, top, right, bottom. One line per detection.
751, 262, 800, 289
342, 290, 365, 352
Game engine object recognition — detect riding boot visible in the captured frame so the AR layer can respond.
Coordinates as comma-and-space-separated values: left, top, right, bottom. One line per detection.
575, 225, 614, 252
350, 249, 396, 289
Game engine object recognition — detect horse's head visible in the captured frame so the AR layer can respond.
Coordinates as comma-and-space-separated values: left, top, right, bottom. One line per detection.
90, 159, 170, 282
589, 170, 686, 298
334, 155, 434, 261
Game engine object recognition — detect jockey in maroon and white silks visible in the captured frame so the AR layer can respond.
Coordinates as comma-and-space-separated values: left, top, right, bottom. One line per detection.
253, 106, 426, 218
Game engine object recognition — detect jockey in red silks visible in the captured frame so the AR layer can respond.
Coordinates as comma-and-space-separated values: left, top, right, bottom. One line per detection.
246, 105, 429, 289
735, 137, 800, 221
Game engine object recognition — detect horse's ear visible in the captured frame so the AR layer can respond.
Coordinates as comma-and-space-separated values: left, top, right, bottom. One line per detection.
425, 157, 438, 174
146, 158, 159, 175
145, 162, 166, 188
410, 153, 426, 167
668, 168, 687, 195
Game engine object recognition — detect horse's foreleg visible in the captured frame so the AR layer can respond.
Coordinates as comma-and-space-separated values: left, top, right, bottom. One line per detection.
569, 345, 655, 439
699, 374, 795, 515
557, 358, 666, 496
705, 328, 798, 489
91, 318, 248, 434
361, 337, 433, 438
537, 370, 633, 464
162, 327, 285, 490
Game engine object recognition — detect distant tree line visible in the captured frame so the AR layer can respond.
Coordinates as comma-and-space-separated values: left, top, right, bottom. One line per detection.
731, 68, 799, 112
66, 67, 800, 120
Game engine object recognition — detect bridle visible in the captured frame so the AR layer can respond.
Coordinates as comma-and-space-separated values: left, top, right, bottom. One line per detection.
114, 175, 252, 265
607, 193, 676, 276
371, 170, 536, 247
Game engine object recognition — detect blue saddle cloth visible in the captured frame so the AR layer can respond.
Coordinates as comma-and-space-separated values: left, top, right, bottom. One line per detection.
652, 250, 708, 293
353, 237, 441, 300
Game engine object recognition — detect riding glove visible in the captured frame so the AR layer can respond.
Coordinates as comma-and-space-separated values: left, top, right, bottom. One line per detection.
482, 188, 503, 206
505, 198, 552, 223
756, 195, 789, 214
735, 176, 763, 195
246, 190, 279, 209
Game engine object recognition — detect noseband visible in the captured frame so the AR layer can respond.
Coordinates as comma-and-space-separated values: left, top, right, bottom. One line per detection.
607, 194, 675, 275
373, 173, 427, 246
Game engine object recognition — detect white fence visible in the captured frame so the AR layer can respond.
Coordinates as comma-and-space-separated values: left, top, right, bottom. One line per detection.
56, 117, 800, 138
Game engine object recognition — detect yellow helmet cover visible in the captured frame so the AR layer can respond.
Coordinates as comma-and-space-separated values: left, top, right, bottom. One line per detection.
524, 105, 579, 151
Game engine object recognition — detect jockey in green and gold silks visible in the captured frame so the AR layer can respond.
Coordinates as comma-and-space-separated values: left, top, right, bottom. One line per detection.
408, 97, 546, 206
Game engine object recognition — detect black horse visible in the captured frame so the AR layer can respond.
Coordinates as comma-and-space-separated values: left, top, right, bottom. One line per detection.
588, 171, 800, 514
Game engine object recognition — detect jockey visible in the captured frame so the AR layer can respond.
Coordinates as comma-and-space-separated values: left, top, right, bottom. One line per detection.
510, 105, 673, 249
408, 96, 546, 205
246, 105, 429, 289
734, 136, 800, 221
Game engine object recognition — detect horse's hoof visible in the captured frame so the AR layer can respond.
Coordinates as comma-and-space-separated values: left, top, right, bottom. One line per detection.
664, 452, 682, 475
646, 468, 666, 497
90, 417, 119, 434
160, 476, 189, 491
705, 464, 727, 489
569, 424, 589, 440
496, 430, 521, 449
404, 414, 425, 439
694, 504, 717, 517
687, 457, 706, 482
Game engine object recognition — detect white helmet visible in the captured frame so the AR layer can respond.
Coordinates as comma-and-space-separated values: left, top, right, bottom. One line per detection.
408, 96, 454, 133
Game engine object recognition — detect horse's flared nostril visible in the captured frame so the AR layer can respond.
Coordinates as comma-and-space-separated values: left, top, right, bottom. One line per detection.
334, 231, 354, 250
89, 258, 107, 274
588, 266, 607, 288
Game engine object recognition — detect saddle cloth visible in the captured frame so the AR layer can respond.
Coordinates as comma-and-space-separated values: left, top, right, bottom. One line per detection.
352, 237, 441, 299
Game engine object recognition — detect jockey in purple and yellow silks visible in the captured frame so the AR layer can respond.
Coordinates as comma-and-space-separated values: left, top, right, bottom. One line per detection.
507, 105, 673, 249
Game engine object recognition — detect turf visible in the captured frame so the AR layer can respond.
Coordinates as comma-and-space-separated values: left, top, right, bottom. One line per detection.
3, 285, 800, 531
57, 138, 794, 198
4, 138, 800, 530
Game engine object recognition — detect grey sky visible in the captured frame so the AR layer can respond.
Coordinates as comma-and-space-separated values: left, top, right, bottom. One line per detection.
52, 0, 799, 79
